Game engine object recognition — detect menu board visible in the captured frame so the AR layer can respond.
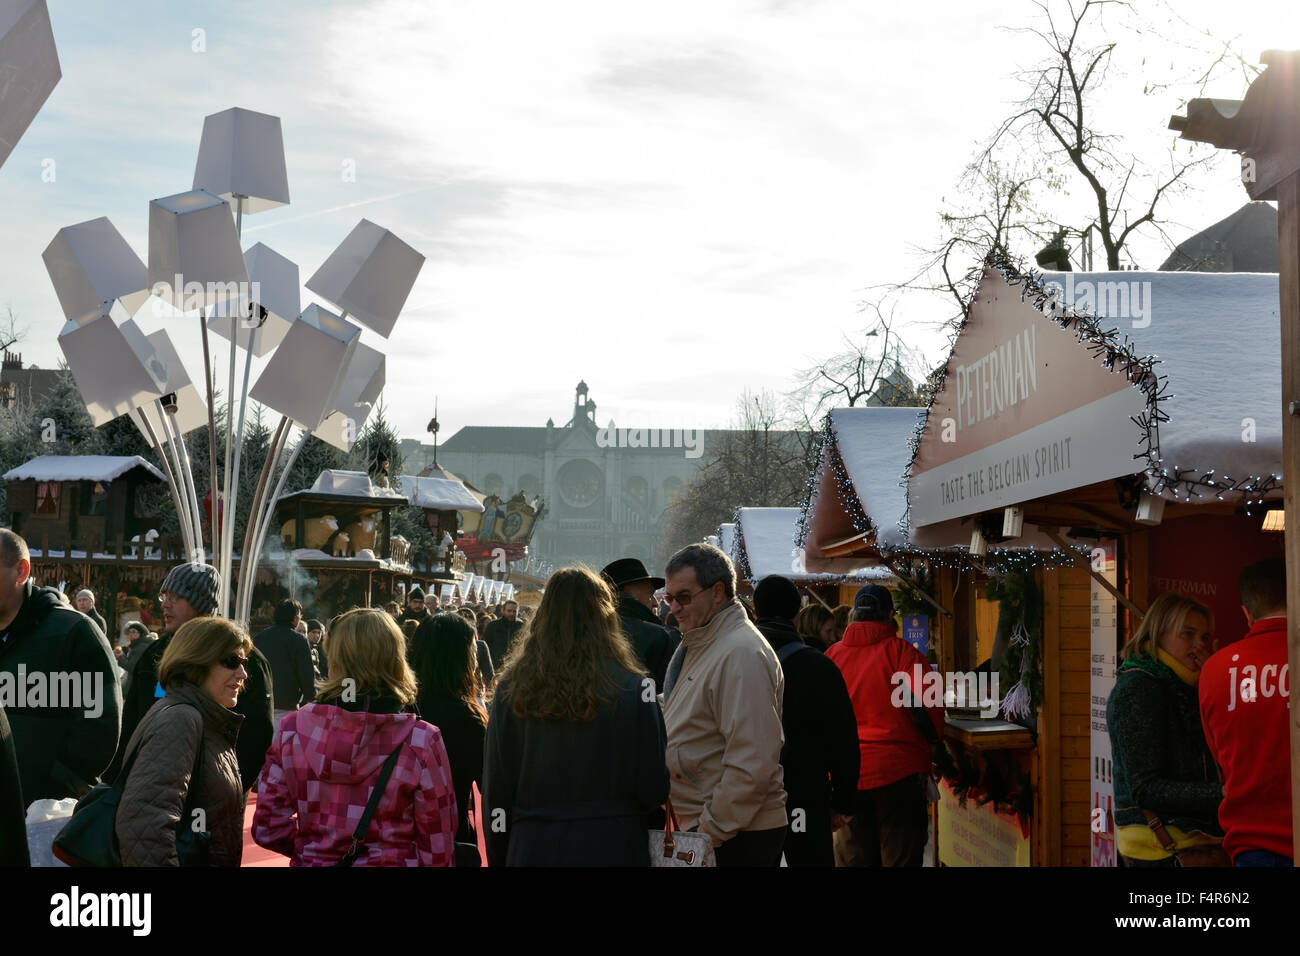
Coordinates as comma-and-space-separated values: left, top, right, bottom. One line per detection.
1089, 540, 1118, 867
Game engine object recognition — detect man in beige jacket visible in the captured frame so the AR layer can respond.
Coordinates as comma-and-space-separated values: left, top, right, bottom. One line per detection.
661, 543, 787, 866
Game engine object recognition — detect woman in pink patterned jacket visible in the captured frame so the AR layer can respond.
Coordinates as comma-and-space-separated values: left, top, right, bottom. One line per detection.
253, 608, 458, 866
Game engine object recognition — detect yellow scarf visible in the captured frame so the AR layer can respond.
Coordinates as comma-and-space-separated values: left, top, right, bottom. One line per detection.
1156, 648, 1199, 686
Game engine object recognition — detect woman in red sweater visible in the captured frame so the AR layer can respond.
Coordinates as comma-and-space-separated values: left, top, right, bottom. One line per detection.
827, 585, 943, 866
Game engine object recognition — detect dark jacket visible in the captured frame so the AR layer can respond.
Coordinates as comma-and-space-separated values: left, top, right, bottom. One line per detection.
0, 581, 122, 805
0, 704, 29, 866
120, 633, 159, 697
484, 659, 669, 866
616, 593, 681, 694
418, 691, 486, 847
400, 608, 432, 629
1106, 657, 1222, 834
84, 607, 107, 638
253, 623, 316, 710
116, 630, 275, 792
115, 682, 245, 866
482, 617, 523, 669
309, 641, 328, 682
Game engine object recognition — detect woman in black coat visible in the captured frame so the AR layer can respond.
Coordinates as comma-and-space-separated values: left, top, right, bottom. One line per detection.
483, 568, 669, 867
410, 612, 488, 861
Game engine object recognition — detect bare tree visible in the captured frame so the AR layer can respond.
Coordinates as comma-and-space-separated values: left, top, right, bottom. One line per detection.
983, 0, 1250, 270
0, 305, 26, 354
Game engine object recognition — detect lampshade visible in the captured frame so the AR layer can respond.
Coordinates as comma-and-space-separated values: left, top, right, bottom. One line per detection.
192, 107, 290, 214
248, 304, 360, 429
207, 242, 299, 357
305, 219, 425, 337
147, 188, 249, 311
42, 216, 150, 322
0, 0, 60, 171
313, 342, 385, 452
58, 304, 167, 426
125, 326, 208, 441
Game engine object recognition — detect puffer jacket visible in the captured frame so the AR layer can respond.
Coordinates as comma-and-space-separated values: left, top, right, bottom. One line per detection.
253, 696, 458, 866
115, 682, 245, 867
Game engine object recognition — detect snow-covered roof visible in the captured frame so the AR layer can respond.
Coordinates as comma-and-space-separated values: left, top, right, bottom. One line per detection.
397, 474, 485, 513
800, 408, 922, 558
308, 470, 408, 500
1042, 270, 1282, 499
3, 455, 165, 483
717, 523, 737, 562
736, 507, 893, 585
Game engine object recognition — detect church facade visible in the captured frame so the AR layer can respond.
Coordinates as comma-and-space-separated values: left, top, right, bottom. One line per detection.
427, 383, 710, 572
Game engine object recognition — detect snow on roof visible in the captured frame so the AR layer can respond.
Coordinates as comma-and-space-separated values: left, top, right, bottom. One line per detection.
832, 407, 922, 549
1041, 270, 1281, 499
736, 507, 893, 584
717, 523, 737, 562
3, 455, 165, 483
308, 470, 408, 500
397, 474, 485, 513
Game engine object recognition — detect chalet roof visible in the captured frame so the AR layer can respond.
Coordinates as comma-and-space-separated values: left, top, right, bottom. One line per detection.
3, 455, 165, 483
735, 506, 892, 585
397, 473, 485, 513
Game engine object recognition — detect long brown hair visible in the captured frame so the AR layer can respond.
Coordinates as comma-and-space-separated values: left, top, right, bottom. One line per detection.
496, 567, 644, 721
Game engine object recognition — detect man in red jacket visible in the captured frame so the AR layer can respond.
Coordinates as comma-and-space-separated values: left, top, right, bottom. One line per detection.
827, 585, 943, 866
1198, 558, 1293, 866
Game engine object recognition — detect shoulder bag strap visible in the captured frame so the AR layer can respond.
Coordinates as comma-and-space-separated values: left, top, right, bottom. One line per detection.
340, 744, 404, 865
112, 700, 201, 794
776, 640, 805, 666
1141, 809, 1180, 853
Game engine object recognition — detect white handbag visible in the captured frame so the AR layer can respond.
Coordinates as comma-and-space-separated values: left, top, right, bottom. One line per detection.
649, 799, 716, 867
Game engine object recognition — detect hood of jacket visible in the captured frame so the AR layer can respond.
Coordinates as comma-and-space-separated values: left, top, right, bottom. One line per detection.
839, 619, 898, 647
288, 699, 420, 787
3, 580, 67, 644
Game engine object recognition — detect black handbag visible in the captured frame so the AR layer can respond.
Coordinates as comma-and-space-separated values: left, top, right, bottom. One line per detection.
54, 702, 209, 867
334, 744, 404, 867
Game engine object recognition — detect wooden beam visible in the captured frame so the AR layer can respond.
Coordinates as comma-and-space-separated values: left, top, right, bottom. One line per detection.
879, 555, 953, 619
1044, 529, 1146, 624
818, 531, 871, 558
1278, 169, 1300, 863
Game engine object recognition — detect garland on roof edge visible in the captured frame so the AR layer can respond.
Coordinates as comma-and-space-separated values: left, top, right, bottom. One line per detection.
900, 251, 1281, 546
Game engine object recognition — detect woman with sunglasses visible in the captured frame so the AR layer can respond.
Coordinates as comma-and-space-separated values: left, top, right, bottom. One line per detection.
253, 608, 459, 866
115, 618, 251, 867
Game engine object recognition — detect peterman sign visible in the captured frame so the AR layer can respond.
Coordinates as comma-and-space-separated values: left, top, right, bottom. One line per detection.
909, 267, 1148, 528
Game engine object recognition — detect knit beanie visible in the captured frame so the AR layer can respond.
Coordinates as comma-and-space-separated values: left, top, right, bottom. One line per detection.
753, 575, 801, 621
409, 586, 425, 600
160, 563, 220, 617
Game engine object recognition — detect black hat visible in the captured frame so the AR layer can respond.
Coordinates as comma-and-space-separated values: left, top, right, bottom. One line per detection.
601, 557, 665, 591
408, 586, 425, 600
753, 576, 801, 621
306, 619, 324, 632
853, 584, 894, 619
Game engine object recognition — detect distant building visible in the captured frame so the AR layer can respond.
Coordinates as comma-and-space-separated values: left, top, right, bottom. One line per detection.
0, 351, 60, 410
1159, 201, 1278, 273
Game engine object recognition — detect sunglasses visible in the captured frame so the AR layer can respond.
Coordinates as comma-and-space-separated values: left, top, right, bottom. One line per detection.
220, 653, 249, 671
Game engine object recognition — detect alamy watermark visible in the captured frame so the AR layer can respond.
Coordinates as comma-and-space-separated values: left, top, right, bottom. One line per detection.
1042, 273, 1151, 329
0, 666, 104, 718
891, 665, 1000, 718
596, 419, 703, 459
149, 275, 263, 319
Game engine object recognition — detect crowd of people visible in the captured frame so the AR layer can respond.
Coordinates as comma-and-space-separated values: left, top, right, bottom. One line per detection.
1, 522, 1292, 868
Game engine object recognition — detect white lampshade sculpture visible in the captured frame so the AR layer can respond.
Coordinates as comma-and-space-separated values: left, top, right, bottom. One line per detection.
44, 105, 426, 627
0, 0, 60, 170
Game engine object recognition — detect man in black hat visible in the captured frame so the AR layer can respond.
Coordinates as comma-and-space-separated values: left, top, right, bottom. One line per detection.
481, 598, 523, 667
601, 557, 681, 693
400, 586, 433, 628
751, 575, 859, 867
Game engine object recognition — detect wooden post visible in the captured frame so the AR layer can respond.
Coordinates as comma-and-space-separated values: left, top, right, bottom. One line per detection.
1278, 170, 1300, 862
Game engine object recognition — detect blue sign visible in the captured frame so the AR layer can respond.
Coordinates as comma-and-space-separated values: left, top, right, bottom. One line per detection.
902, 615, 929, 655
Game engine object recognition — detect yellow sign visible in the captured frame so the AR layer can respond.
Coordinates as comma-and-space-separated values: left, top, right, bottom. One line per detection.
937, 780, 1030, 867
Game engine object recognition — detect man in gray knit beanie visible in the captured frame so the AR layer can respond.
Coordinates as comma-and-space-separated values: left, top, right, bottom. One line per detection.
110, 562, 275, 794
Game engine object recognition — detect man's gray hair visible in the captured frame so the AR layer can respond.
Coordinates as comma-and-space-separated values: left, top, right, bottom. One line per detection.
665, 543, 736, 601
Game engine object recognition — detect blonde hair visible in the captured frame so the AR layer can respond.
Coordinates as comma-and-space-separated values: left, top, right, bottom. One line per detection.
1120, 592, 1213, 662
159, 618, 252, 690
318, 607, 418, 705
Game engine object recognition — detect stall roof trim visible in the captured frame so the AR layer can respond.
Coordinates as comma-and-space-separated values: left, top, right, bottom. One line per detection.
4, 455, 165, 483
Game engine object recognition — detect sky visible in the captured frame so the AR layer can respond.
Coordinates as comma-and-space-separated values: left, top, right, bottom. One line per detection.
1, 0, 1296, 443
